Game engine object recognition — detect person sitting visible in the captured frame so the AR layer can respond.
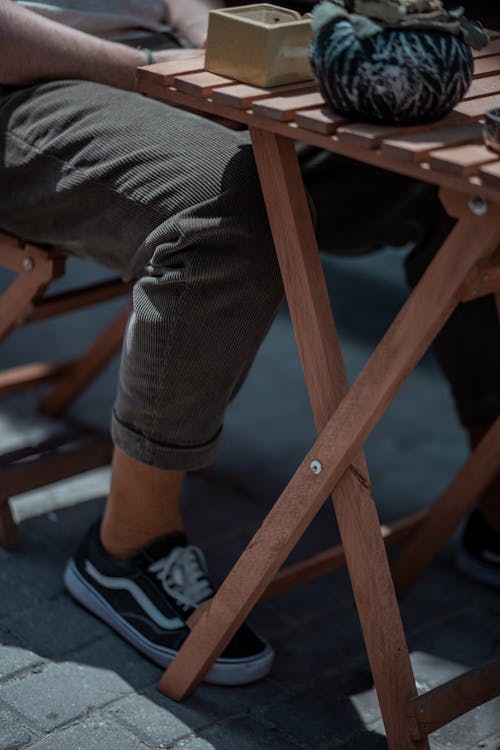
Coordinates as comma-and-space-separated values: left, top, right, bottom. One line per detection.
0, 0, 498, 685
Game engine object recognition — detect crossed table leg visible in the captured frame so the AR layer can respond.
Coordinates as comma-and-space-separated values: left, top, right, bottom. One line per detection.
157, 130, 500, 750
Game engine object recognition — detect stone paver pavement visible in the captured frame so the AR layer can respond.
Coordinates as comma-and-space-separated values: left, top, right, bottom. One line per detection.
1, 252, 499, 749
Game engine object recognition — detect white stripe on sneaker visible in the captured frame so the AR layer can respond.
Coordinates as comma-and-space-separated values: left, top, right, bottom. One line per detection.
85, 561, 185, 630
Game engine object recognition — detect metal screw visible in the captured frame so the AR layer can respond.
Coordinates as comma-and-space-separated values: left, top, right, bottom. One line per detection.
421, 723, 429, 731
482, 274, 489, 282
418, 707, 425, 714
23, 257, 34, 271
468, 196, 488, 216
310, 460, 323, 475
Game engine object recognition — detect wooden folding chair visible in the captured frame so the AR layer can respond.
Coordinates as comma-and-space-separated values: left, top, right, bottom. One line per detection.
0, 232, 133, 549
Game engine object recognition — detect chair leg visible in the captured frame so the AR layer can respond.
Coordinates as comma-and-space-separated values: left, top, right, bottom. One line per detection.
0, 252, 61, 343
39, 305, 130, 417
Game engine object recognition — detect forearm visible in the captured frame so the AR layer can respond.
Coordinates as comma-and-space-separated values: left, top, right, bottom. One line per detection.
0, 0, 145, 89
167, 0, 224, 47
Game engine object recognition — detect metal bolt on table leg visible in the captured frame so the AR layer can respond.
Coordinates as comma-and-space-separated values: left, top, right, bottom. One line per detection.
468, 196, 488, 216
23, 257, 34, 271
310, 460, 323, 474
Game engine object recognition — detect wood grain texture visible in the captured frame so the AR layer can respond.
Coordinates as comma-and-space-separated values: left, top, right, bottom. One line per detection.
138, 65, 500, 740
295, 107, 347, 133
480, 159, 500, 185
460, 251, 500, 300
212, 80, 316, 109
428, 144, 498, 176
0, 251, 59, 343
0, 361, 71, 397
159, 130, 430, 750
464, 73, 500, 100
26, 278, 132, 324
473, 54, 500, 78
174, 71, 234, 97
381, 123, 483, 161
409, 659, 500, 737
252, 92, 324, 121
136, 55, 205, 86
473, 38, 500, 58
0, 437, 113, 497
454, 91, 500, 117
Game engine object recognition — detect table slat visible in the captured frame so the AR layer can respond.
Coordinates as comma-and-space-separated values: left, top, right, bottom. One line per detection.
335, 111, 465, 149
174, 71, 235, 97
295, 107, 347, 134
253, 92, 325, 121
473, 38, 500, 59
381, 123, 483, 161
473, 54, 500, 78
136, 55, 205, 86
212, 80, 317, 109
479, 160, 500, 186
428, 144, 499, 176
464, 74, 500, 100
454, 92, 500, 117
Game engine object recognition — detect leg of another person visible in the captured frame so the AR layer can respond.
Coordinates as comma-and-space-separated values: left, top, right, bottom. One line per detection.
301, 147, 500, 586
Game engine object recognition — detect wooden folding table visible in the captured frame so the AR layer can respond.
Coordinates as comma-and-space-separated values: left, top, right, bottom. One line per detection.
136, 39, 500, 749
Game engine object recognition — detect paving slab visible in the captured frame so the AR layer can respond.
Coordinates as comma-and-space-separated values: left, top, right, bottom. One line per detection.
0, 662, 132, 732
0, 645, 45, 683
1, 251, 499, 750
176, 715, 304, 750
71, 635, 161, 693
0, 706, 35, 750
27, 718, 147, 750
2, 595, 109, 660
105, 691, 215, 747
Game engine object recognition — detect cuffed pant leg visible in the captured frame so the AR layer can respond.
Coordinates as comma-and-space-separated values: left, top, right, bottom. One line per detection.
0, 80, 283, 469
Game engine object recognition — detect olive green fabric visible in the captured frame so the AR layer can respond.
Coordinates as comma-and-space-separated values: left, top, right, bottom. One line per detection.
311, 0, 489, 48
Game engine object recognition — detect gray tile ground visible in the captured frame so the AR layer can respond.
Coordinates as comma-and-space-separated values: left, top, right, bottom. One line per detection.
0, 252, 499, 750
0, 706, 34, 750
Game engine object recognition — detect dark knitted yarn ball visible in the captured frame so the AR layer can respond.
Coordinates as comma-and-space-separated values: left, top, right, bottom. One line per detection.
309, 20, 474, 124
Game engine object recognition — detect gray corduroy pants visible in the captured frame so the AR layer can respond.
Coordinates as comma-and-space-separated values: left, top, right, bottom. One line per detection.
1, 79, 499, 469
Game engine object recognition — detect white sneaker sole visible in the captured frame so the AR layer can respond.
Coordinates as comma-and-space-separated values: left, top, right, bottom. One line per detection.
64, 559, 274, 686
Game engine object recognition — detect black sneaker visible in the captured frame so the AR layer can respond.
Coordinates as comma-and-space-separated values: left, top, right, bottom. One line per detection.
64, 523, 274, 685
456, 510, 500, 590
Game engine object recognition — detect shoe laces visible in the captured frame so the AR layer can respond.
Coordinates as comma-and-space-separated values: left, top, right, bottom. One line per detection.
148, 545, 214, 611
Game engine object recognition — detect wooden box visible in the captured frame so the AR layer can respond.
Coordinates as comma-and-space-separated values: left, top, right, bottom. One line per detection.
205, 4, 313, 88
